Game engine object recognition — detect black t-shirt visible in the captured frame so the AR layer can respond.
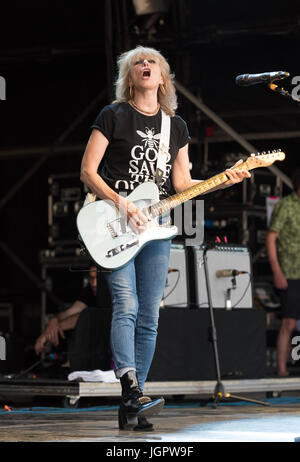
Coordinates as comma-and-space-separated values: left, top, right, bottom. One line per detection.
77, 285, 96, 307
91, 102, 190, 199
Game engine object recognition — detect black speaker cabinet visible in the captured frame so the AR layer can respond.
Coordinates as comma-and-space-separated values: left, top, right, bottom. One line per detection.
148, 308, 266, 381
68, 307, 112, 372
191, 245, 253, 309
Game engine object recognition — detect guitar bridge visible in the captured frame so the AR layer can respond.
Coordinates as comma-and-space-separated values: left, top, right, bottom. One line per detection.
107, 217, 127, 238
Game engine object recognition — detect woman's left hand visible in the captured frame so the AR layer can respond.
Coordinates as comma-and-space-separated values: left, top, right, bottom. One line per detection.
224, 159, 251, 186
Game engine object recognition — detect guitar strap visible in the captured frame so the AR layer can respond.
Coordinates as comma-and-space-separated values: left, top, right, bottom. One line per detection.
155, 110, 170, 188
83, 191, 96, 206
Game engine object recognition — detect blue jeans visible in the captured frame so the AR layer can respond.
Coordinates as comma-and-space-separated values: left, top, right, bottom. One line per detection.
104, 239, 171, 389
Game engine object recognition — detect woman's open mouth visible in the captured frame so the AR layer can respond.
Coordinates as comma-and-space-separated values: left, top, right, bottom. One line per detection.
142, 68, 151, 79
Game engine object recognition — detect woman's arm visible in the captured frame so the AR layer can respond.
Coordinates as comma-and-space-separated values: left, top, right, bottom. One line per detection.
171, 144, 193, 193
80, 129, 119, 204
171, 144, 251, 194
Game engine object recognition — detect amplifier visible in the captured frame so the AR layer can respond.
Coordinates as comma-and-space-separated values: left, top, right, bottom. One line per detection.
162, 244, 189, 308
48, 172, 87, 247
191, 244, 253, 309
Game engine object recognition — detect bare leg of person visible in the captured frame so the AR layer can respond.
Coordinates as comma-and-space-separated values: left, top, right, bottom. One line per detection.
277, 318, 296, 376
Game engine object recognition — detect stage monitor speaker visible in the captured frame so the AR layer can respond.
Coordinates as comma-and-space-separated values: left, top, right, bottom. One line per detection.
192, 245, 253, 309
163, 244, 189, 308
148, 308, 266, 381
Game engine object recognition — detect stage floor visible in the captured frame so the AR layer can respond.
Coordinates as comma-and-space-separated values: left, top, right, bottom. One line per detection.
1, 396, 300, 443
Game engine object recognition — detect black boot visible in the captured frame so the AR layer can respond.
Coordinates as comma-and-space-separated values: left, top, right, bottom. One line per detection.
134, 416, 154, 431
118, 370, 164, 430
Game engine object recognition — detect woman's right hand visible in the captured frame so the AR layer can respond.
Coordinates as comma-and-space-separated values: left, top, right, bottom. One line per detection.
118, 197, 149, 234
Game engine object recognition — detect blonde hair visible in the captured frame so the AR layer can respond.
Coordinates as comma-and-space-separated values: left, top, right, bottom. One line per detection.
114, 46, 177, 117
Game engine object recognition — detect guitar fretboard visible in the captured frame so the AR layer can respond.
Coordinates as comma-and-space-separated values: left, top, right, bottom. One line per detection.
143, 165, 246, 219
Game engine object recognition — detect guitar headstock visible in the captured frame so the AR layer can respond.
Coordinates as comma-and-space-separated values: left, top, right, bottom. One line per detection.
245, 150, 285, 170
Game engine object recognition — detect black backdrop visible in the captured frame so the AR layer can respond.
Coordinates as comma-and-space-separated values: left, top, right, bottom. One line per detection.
1, 0, 300, 356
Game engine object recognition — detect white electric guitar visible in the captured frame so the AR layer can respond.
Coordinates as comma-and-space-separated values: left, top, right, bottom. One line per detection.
77, 150, 285, 270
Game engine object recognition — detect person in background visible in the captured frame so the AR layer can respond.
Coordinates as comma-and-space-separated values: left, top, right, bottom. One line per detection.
34, 265, 97, 355
266, 169, 300, 377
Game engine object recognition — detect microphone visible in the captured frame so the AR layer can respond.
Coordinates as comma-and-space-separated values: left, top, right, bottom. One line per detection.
216, 269, 248, 278
235, 71, 289, 87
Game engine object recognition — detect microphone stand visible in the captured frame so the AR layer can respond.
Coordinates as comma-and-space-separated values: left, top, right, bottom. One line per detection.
225, 276, 237, 310
202, 242, 268, 408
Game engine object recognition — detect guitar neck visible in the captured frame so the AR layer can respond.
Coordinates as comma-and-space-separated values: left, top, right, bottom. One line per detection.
146, 164, 246, 218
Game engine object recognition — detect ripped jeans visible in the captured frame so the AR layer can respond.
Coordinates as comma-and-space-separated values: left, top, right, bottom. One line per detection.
104, 239, 171, 390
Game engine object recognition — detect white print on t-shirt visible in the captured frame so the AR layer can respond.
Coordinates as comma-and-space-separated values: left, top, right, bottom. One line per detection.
115, 127, 171, 196
136, 128, 160, 150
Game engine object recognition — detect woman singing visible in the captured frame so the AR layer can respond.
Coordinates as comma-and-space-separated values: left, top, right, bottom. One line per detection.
80, 45, 249, 430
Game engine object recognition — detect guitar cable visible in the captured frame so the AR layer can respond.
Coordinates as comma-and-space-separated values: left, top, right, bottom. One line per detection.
162, 270, 181, 302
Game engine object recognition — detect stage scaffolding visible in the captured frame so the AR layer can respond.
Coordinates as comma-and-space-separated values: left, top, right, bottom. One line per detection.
0, 377, 299, 408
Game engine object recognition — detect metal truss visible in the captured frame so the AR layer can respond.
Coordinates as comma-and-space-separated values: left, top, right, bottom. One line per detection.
175, 80, 293, 190
0, 90, 106, 321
